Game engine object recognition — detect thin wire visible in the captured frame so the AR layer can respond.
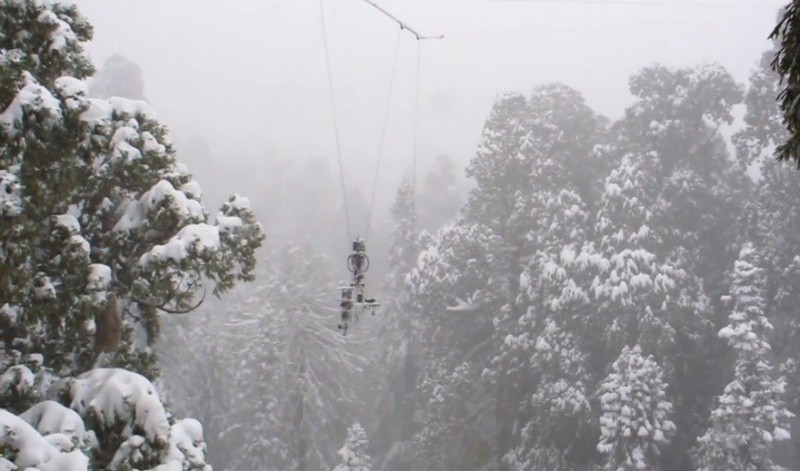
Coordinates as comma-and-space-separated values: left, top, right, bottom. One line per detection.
411, 39, 421, 233
365, 27, 404, 242
318, 0, 353, 241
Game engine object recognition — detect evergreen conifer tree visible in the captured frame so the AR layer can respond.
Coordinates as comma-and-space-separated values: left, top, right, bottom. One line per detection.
373, 177, 422, 471
0, 1, 263, 467
0, 0, 264, 385
736, 45, 800, 463
769, 2, 800, 165
334, 422, 372, 471
593, 63, 745, 468
694, 244, 792, 471
597, 345, 676, 471
503, 320, 594, 470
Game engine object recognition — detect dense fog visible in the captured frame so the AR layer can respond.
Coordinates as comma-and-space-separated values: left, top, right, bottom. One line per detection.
2, 0, 800, 470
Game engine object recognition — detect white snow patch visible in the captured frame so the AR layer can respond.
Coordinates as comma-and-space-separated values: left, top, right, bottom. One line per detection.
113, 201, 143, 232
54, 214, 80, 235
141, 131, 166, 155
216, 212, 242, 231
446, 297, 476, 312
19, 401, 88, 447
160, 418, 210, 470
35, 450, 89, 471
80, 98, 113, 125
225, 194, 251, 211
142, 180, 204, 221
38, 10, 77, 52
88, 264, 112, 289
54, 77, 88, 98
0, 170, 21, 217
1, 73, 61, 136
108, 97, 155, 119
115, 180, 205, 232
774, 427, 791, 441
180, 181, 202, 200
54, 77, 88, 111
70, 368, 171, 446
140, 224, 220, 266
0, 409, 58, 469
0, 365, 34, 395
67, 235, 90, 255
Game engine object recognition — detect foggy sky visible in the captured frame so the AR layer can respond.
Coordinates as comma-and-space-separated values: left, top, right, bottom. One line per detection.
73, 0, 783, 214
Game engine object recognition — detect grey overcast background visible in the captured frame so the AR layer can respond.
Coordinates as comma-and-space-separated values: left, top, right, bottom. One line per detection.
73, 0, 784, 224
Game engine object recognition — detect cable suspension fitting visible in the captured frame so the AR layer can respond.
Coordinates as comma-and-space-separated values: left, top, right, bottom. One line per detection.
361, 0, 445, 41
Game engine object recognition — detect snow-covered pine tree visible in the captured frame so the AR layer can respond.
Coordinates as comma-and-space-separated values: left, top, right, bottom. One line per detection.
774, 255, 800, 463
0, 0, 264, 384
503, 320, 594, 470
599, 63, 745, 327
617, 63, 746, 293
694, 243, 792, 471
768, 2, 800, 165
407, 84, 608, 469
0, 1, 263, 468
732, 49, 786, 170
334, 422, 372, 471
503, 188, 599, 470
735, 45, 800, 464
593, 63, 746, 469
597, 345, 676, 471
164, 244, 367, 471
0, 368, 212, 470
407, 221, 504, 470
463, 92, 530, 235
465, 91, 543, 471
275, 246, 368, 470
373, 177, 422, 471
591, 151, 687, 362
589, 148, 712, 471
412, 360, 477, 471
159, 283, 293, 470
387, 177, 418, 286
469, 84, 607, 468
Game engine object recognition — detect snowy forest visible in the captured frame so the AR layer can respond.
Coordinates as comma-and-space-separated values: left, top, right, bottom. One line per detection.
3, 0, 800, 470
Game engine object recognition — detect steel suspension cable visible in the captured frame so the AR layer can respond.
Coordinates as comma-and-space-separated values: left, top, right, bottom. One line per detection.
365, 27, 403, 242
411, 39, 422, 233
317, 0, 353, 241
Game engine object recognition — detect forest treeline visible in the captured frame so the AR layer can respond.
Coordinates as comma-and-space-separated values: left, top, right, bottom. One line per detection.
4, 1, 799, 470
162, 44, 800, 471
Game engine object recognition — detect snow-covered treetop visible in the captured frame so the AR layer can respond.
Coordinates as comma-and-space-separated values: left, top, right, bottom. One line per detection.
334, 422, 372, 471
597, 345, 676, 470
0, 0, 94, 88
627, 63, 742, 130
695, 242, 792, 471
719, 243, 771, 355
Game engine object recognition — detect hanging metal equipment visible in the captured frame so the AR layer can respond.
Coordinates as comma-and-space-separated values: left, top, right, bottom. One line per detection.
339, 238, 379, 335
316, 0, 442, 334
